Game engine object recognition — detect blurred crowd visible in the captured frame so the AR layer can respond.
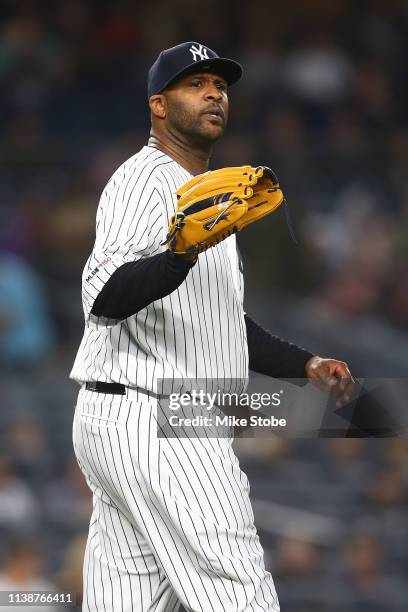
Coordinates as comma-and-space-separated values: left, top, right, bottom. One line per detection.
236, 436, 408, 611
0, 0, 407, 610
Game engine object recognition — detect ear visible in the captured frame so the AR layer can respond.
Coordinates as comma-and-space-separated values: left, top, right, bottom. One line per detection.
149, 95, 166, 119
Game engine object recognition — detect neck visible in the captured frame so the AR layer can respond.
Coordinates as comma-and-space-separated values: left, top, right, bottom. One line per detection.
148, 131, 211, 175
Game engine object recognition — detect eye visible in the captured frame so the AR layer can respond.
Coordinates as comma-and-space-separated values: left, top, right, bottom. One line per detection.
191, 80, 202, 87
216, 82, 227, 91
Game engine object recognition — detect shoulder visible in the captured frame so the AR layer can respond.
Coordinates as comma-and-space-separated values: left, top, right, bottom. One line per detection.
98, 148, 193, 218
104, 147, 192, 196
97, 148, 168, 209
106, 147, 167, 187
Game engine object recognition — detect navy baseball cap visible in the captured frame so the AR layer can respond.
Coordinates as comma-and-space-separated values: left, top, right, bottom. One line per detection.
147, 42, 242, 98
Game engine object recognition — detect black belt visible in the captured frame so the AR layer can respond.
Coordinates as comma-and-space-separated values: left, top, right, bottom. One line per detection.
85, 381, 126, 395
84, 381, 166, 399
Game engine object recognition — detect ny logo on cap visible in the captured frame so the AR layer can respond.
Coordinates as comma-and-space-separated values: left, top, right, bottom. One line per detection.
189, 44, 209, 62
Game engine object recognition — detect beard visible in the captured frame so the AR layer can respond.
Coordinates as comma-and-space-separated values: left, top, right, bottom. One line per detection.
165, 98, 227, 147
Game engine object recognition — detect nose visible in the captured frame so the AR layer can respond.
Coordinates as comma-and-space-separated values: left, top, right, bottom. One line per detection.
204, 84, 223, 101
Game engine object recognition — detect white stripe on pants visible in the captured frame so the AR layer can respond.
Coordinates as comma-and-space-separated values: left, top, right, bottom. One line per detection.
72, 388, 280, 611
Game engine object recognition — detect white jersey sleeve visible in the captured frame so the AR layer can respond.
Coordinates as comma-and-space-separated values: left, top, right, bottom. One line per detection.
82, 149, 167, 325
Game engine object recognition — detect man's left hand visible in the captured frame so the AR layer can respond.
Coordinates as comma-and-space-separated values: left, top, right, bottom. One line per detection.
305, 356, 355, 408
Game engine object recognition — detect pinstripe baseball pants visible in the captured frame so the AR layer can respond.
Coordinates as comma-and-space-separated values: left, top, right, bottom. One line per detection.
72, 387, 280, 611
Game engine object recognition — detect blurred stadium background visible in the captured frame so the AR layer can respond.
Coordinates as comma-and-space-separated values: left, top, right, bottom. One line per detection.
0, 0, 407, 610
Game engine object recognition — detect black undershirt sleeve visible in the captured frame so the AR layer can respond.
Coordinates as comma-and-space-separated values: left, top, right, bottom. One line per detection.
245, 313, 314, 381
91, 252, 313, 381
91, 251, 195, 320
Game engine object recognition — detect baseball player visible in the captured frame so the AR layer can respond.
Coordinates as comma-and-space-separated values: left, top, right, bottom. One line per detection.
71, 42, 353, 611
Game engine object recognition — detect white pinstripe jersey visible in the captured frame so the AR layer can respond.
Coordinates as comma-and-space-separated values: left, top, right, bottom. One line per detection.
70, 146, 248, 394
